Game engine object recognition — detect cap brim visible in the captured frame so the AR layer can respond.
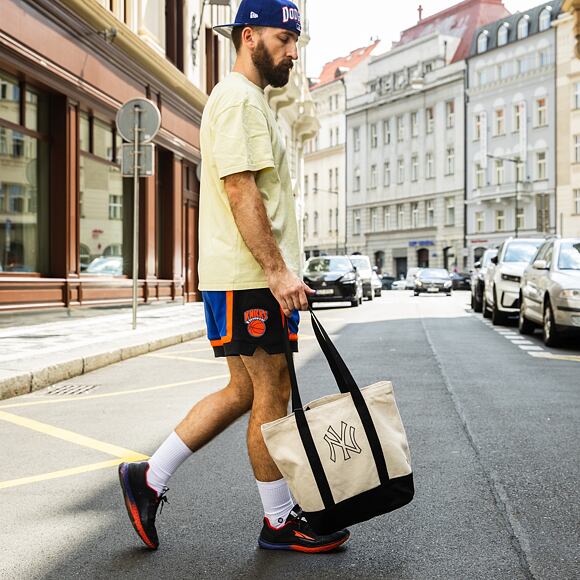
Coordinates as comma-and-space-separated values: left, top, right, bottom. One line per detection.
213, 24, 237, 39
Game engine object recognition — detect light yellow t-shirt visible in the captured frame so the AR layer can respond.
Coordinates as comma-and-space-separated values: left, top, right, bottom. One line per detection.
198, 72, 300, 291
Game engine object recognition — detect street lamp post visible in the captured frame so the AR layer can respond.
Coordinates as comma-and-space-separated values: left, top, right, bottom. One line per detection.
486, 153, 522, 239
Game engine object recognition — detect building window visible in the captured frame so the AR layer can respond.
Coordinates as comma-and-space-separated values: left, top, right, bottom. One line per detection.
329, 128, 334, 147
384, 207, 391, 230
411, 155, 419, 182
313, 172, 318, 193
411, 111, 418, 137
383, 119, 391, 144
335, 127, 339, 145
370, 164, 377, 189
475, 163, 485, 188
574, 135, 580, 163
371, 207, 378, 232
494, 108, 505, 136
446, 197, 455, 226
426, 200, 434, 226
335, 207, 339, 232
496, 210, 505, 231
516, 207, 525, 231
517, 16, 529, 39
536, 151, 547, 180
539, 7, 552, 32
495, 159, 504, 185
397, 115, 404, 141
304, 175, 309, 196
411, 202, 419, 228
353, 168, 360, 191
426, 107, 434, 133
535, 98, 547, 127
370, 123, 378, 148
328, 169, 333, 192
353, 127, 360, 151
446, 147, 455, 175
514, 103, 524, 132
303, 213, 308, 238
108, 195, 123, 220
313, 211, 319, 236
574, 189, 580, 214
383, 162, 391, 187
538, 50, 552, 67
516, 160, 525, 182
328, 209, 333, 233
353, 210, 361, 235
446, 100, 455, 129
497, 23, 509, 47
334, 167, 339, 192
477, 31, 488, 54
475, 211, 484, 233
474, 113, 482, 141
397, 158, 405, 184
575, 83, 580, 109
397, 204, 404, 229
426, 152, 434, 179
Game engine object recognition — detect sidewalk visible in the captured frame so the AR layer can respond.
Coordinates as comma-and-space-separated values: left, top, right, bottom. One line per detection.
0, 302, 206, 401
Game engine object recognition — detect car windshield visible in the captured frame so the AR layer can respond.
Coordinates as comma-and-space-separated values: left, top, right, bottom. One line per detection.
419, 269, 449, 278
557, 241, 580, 270
503, 241, 543, 263
482, 250, 498, 267
306, 258, 351, 273
350, 257, 371, 271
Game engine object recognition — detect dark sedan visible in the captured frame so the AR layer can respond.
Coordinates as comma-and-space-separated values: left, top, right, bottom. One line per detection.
304, 256, 363, 308
413, 268, 453, 296
450, 271, 472, 291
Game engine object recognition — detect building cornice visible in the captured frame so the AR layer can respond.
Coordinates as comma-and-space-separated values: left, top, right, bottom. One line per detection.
467, 64, 556, 97
305, 143, 345, 161
563, 0, 580, 58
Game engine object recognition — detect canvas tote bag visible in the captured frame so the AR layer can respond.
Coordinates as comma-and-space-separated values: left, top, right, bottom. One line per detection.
261, 309, 414, 535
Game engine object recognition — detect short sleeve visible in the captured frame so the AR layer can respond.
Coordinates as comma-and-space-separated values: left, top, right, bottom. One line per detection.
212, 102, 275, 179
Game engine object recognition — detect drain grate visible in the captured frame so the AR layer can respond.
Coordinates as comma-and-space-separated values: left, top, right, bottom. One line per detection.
45, 384, 99, 396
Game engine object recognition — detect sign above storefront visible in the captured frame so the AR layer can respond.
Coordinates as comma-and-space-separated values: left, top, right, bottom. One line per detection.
408, 240, 434, 247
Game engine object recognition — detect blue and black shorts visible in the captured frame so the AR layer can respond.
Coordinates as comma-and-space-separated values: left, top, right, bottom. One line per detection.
202, 288, 299, 357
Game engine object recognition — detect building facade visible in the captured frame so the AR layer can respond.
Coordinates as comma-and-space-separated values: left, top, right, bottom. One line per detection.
466, 1, 562, 265
303, 42, 379, 258
555, 10, 580, 236
345, 0, 509, 279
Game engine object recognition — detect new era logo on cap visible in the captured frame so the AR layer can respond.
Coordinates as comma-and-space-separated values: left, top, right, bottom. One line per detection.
213, 0, 301, 38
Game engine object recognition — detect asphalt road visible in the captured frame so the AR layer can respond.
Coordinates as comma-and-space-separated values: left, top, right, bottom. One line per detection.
1, 291, 578, 580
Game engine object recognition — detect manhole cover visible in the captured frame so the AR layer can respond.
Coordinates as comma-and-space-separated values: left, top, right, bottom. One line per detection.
45, 384, 99, 396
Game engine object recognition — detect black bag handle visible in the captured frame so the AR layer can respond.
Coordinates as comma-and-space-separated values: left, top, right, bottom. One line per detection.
281, 310, 390, 492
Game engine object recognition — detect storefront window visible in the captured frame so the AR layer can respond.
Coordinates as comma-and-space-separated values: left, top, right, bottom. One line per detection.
0, 71, 50, 274
79, 114, 129, 275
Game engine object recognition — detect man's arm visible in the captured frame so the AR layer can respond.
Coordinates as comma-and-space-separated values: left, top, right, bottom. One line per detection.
223, 171, 313, 316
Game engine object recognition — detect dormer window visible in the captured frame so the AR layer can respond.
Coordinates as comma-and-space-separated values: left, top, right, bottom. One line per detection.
517, 16, 529, 39
497, 23, 509, 47
539, 7, 552, 32
477, 31, 489, 54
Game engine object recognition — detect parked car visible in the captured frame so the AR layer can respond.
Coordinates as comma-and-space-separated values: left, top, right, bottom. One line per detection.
85, 256, 123, 276
413, 268, 453, 296
519, 238, 580, 346
349, 254, 374, 300
405, 267, 421, 289
380, 273, 395, 290
450, 271, 471, 291
470, 249, 498, 312
304, 256, 363, 308
371, 270, 382, 297
392, 279, 407, 291
483, 237, 544, 325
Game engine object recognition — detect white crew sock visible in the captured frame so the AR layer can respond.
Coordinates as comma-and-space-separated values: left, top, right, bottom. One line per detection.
146, 431, 193, 495
256, 478, 295, 529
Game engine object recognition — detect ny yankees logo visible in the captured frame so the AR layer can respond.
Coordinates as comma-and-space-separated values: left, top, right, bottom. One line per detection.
324, 421, 362, 463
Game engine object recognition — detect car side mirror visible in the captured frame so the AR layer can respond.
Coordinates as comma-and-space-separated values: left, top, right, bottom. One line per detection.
491, 256, 498, 265
533, 259, 548, 270
473, 261, 481, 269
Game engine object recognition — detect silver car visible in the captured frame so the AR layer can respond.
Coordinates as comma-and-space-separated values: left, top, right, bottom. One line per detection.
519, 238, 580, 346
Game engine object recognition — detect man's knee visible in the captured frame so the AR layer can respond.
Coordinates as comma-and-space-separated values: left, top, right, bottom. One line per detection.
223, 379, 253, 412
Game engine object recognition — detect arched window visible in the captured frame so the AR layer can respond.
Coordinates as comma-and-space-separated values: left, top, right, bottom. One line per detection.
539, 7, 552, 32
497, 23, 509, 47
517, 16, 529, 39
477, 31, 488, 54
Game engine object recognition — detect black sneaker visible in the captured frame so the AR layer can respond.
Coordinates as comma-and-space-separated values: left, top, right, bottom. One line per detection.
118, 462, 168, 550
258, 506, 350, 553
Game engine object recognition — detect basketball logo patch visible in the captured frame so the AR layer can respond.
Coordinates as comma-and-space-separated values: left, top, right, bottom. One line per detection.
244, 308, 269, 338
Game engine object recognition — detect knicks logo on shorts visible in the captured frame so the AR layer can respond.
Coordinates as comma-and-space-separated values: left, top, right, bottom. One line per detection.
244, 309, 269, 338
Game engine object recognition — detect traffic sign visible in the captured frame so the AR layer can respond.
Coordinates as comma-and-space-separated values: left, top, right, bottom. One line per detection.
115, 98, 161, 144
121, 143, 155, 177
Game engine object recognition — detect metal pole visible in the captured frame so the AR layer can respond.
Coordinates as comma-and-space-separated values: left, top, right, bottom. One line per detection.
132, 105, 141, 330
515, 172, 519, 239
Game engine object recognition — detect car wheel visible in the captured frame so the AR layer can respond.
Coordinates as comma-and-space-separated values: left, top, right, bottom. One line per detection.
543, 300, 560, 347
482, 293, 491, 319
518, 297, 535, 335
492, 289, 506, 326
368, 290, 374, 301
413, 291, 419, 297
473, 292, 483, 313
447, 292, 452, 296
350, 298, 359, 307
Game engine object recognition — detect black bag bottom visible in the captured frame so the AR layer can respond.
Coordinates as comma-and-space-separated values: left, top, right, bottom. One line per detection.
302, 473, 415, 535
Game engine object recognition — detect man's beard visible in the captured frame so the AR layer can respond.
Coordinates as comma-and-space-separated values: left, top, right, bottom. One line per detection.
251, 40, 293, 88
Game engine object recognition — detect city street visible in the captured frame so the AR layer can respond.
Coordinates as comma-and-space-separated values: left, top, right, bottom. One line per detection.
1, 291, 578, 579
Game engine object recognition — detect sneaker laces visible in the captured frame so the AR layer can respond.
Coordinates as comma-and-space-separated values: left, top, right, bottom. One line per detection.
158, 487, 169, 515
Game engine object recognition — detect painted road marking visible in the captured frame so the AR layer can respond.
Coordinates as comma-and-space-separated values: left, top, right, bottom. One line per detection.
519, 346, 544, 351
146, 353, 227, 365
0, 374, 230, 410
529, 352, 580, 363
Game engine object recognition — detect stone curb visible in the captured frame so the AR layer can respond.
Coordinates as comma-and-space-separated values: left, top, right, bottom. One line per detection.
0, 328, 206, 402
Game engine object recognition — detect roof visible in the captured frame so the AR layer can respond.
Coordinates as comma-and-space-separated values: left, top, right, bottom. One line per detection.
395, 0, 510, 63
309, 40, 381, 90
469, 0, 563, 56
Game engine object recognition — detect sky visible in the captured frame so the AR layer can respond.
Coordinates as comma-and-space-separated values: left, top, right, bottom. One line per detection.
306, 0, 556, 77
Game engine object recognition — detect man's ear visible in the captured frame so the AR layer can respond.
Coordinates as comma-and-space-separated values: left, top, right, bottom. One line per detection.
241, 26, 259, 50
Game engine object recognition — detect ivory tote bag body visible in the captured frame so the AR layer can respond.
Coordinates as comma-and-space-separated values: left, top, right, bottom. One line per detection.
261, 310, 414, 535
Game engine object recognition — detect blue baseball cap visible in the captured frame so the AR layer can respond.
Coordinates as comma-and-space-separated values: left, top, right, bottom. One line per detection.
214, 0, 301, 39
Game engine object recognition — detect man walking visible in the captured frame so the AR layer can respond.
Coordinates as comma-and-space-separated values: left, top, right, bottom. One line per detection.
118, 0, 350, 553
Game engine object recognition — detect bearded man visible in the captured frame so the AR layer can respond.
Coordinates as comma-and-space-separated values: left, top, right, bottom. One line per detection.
118, 0, 350, 554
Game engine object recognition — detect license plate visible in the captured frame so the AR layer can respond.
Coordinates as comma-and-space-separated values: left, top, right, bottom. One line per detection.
427, 287, 439, 293
315, 289, 334, 296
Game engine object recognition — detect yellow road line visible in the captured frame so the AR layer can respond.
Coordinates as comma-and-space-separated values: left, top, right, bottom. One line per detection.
529, 352, 580, 363
0, 373, 230, 410
164, 347, 213, 354
0, 411, 150, 459
0, 456, 146, 490
146, 354, 227, 365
